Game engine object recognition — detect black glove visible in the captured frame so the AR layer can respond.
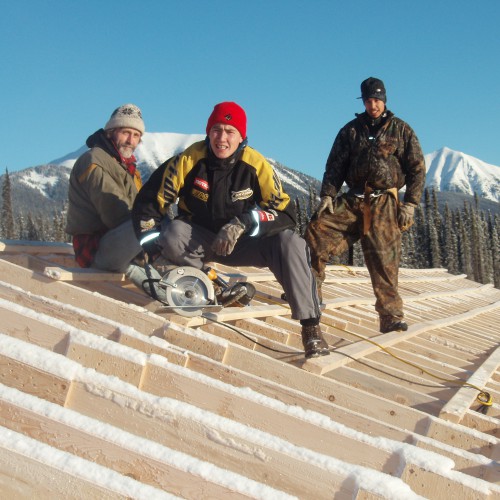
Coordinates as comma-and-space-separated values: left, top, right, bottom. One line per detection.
212, 217, 246, 256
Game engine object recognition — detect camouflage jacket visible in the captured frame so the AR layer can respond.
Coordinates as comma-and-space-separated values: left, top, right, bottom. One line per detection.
320, 111, 426, 206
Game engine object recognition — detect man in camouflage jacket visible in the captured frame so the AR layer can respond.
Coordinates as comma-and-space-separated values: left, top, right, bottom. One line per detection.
305, 78, 426, 333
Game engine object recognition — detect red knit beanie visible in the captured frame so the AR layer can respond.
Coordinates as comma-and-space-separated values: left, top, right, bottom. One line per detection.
206, 101, 247, 139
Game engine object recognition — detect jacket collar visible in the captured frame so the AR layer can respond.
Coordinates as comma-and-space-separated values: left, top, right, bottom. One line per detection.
206, 137, 248, 170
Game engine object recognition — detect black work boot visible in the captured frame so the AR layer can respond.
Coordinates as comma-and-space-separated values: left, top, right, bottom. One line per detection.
301, 324, 330, 359
380, 316, 408, 333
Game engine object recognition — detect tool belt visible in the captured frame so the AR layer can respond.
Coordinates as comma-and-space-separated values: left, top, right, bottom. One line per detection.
347, 185, 398, 236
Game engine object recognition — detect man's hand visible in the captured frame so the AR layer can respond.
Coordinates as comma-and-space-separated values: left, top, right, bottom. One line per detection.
212, 217, 246, 256
398, 203, 416, 231
139, 229, 162, 262
317, 196, 335, 217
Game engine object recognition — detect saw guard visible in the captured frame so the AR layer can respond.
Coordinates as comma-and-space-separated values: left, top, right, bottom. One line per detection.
159, 266, 215, 317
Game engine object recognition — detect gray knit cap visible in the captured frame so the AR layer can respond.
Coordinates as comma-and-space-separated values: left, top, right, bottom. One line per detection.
104, 103, 145, 134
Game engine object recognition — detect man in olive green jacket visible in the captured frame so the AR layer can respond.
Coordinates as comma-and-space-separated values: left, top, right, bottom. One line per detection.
66, 103, 164, 300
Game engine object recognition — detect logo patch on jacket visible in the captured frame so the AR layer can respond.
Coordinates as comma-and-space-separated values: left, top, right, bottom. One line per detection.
192, 189, 209, 202
257, 209, 277, 222
194, 177, 209, 191
140, 218, 156, 231
231, 188, 253, 202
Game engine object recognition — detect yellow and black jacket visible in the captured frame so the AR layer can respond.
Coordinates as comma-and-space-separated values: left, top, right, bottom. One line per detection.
132, 139, 296, 240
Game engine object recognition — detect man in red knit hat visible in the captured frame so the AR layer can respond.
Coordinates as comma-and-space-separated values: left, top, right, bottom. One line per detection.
132, 101, 330, 359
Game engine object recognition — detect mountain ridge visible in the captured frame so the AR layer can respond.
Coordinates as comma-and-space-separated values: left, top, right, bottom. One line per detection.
2, 133, 499, 220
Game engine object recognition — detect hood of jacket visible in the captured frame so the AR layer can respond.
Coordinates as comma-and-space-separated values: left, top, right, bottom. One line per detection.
86, 128, 122, 164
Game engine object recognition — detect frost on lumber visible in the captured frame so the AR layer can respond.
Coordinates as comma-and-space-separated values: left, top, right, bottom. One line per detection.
0, 240, 499, 499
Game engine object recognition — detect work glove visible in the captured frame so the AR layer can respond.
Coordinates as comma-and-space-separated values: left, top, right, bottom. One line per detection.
398, 203, 416, 232
317, 195, 335, 217
212, 217, 246, 256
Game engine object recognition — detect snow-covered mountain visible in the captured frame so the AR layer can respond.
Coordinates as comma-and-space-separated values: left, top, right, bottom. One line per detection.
2, 134, 499, 218
424, 147, 499, 202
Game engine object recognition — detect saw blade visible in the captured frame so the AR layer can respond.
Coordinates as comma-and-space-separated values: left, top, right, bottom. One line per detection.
161, 267, 214, 317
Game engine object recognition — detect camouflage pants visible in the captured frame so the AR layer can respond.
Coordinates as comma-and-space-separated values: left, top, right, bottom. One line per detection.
304, 193, 403, 320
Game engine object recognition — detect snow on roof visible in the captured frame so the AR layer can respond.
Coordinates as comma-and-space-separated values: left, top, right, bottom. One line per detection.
0, 246, 499, 498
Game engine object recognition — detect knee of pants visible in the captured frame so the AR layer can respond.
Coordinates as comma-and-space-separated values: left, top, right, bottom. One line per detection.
277, 230, 307, 258
158, 220, 189, 255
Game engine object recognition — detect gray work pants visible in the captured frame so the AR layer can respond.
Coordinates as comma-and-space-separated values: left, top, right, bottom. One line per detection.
91, 220, 164, 300
158, 219, 321, 320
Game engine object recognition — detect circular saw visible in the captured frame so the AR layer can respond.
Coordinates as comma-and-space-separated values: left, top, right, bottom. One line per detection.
158, 266, 216, 317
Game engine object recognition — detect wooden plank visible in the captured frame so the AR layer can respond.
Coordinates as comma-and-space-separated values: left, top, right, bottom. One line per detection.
118, 326, 499, 479
64, 381, 355, 499
0, 239, 74, 254
65, 332, 146, 386
43, 265, 126, 282
0, 354, 71, 406
181, 303, 292, 327
118, 332, 190, 368
0, 441, 130, 499
367, 347, 476, 379
0, 258, 166, 335
325, 365, 444, 413
304, 301, 500, 376
461, 409, 500, 436
141, 303, 500, 461
0, 390, 256, 499
141, 358, 499, 496
0, 303, 69, 354
219, 344, 498, 456
400, 463, 495, 498
439, 347, 500, 423
424, 417, 499, 460
141, 357, 404, 475
402, 336, 479, 364
414, 440, 500, 485
323, 274, 467, 284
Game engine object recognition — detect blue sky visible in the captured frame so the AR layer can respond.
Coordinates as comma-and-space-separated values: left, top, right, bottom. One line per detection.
2, 0, 499, 181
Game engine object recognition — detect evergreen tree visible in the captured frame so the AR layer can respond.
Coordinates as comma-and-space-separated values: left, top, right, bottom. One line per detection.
308, 183, 318, 220
294, 197, 305, 236
52, 211, 64, 242
1, 168, 15, 239
35, 215, 47, 241
481, 211, 494, 285
442, 203, 458, 274
429, 222, 442, 268
413, 205, 428, 268
469, 201, 485, 282
457, 206, 473, 279
25, 214, 39, 241
491, 215, 500, 288
17, 215, 25, 240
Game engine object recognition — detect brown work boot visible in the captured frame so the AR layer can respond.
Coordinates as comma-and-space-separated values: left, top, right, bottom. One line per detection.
301, 324, 330, 359
380, 316, 408, 333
